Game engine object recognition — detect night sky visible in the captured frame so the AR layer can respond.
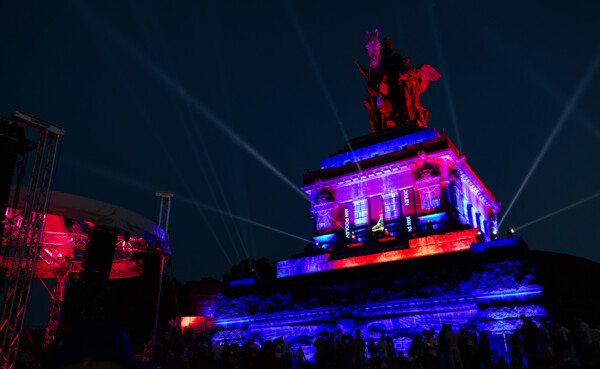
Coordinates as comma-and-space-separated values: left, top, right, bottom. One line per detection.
1, 0, 599, 301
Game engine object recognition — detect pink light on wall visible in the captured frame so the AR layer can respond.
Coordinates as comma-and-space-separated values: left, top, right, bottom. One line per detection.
180, 316, 215, 332
277, 229, 479, 278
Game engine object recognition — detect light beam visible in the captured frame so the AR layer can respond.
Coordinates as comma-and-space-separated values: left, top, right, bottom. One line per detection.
145, 64, 310, 202
64, 159, 309, 249
284, 0, 363, 171
426, 0, 463, 154
177, 195, 312, 243
514, 192, 600, 231
75, 2, 309, 203
499, 51, 600, 228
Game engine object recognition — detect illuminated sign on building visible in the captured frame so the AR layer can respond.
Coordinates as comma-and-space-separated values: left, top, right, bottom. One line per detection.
400, 188, 416, 233
341, 202, 354, 241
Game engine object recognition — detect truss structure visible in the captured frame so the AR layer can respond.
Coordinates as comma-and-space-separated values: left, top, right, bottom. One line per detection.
0, 111, 64, 369
1, 112, 171, 365
43, 264, 70, 347
2, 211, 153, 276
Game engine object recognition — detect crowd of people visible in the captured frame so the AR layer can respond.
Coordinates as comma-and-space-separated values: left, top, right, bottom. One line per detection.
151, 315, 600, 369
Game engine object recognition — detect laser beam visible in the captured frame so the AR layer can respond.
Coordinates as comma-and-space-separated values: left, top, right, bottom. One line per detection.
146, 64, 310, 202
515, 192, 600, 231
178, 195, 312, 243
462, 9, 600, 144
76, 2, 309, 203
499, 51, 600, 228
284, 0, 363, 171
65, 157, 311, 245
426, 0, 463, 154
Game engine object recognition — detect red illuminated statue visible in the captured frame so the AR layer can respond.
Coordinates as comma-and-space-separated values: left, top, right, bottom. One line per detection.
356, 30, 441, 132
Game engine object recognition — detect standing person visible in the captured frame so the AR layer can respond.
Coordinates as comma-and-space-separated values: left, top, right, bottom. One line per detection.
552, 321, 572, 361
296, 346, 306, 369
423, 329, 439, 369
508, 328, 524, 366
281, 338, 291, 369
348, 334, 358, 369
263, 340, 274, 369
378, 335, 389, 363
446, 325, 464, 369
213, 340, 225, 369
438, 325, 449, 369
250, 338, 261, 369
223, 341, 231, 369
274, 338, 282, 369
519, 315, 539, 369
575, 316, 593, 357
328, 332, 336, 369
335, 330, 347, 369
313, 331, 327, 369
409, 333, 423, 360
477, 331, 491, 369
538, 319, 554, 362
356, 329, 366, 369
368, 338, 378, 364
385, 337, 397, 363
460, 330, 476, 369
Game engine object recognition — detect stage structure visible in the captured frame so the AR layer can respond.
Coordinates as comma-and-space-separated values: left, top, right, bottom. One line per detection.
186, 30, 547, 362
0, 111, 63, 368
0, 111, 171, 367
3, 191, 172, 342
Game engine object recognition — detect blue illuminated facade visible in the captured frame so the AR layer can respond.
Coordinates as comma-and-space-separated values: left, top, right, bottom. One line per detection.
320, 129, 437, 169
205, 127, 546, 363
214, 240, 546, 361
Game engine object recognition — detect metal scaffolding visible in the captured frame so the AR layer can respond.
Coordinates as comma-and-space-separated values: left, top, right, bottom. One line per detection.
43, 264, 71, 347
142, 192, 173, 362
155, 192, 174, 234
0, 111, 64, 368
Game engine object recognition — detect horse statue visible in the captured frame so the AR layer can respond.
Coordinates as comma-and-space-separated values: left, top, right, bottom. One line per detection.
356, 29, 441, 132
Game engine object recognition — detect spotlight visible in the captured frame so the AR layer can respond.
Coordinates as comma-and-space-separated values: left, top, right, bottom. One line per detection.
476, 231, 485, 243
491, 230, 498, 241
505, 229, 514, 238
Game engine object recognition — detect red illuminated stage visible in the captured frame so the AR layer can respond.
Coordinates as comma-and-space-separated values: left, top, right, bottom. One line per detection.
0, 111, 173, 366
3, 189, 170, 280
2, 189, 171, 348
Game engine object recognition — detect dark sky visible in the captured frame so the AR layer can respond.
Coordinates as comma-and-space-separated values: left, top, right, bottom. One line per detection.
1, 0, 599, 289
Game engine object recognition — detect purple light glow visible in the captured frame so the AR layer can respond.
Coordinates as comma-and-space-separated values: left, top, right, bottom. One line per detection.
304, 132, 500, 253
